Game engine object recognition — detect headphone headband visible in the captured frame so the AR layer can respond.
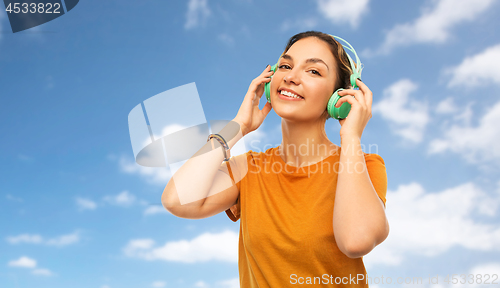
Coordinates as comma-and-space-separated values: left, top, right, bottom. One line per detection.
329, 35, 363, 88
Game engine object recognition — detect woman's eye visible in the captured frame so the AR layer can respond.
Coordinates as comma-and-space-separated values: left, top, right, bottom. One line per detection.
277, 65, 320, 75
310, 70, 321, 76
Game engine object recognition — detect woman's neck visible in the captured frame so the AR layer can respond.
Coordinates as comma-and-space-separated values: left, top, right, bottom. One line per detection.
279, 118, 339, 167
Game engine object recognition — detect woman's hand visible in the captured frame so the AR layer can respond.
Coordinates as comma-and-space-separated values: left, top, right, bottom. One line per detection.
232, 65, 274, 136
334, 79, 373, 139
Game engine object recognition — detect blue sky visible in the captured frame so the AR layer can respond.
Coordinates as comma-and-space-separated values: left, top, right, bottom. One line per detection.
2, 0, 500, 287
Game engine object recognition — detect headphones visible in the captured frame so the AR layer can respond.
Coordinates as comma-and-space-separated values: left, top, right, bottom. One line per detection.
264, 35, 363, 120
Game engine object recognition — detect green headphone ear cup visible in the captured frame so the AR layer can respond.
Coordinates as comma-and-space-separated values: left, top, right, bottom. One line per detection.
327, 89, 351, 120
265, 64, 277, 103
265, 81, 271, 103
350, 73, 358, 88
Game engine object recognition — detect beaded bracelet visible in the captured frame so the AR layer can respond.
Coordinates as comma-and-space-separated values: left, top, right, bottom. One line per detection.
207, 133, 231, 161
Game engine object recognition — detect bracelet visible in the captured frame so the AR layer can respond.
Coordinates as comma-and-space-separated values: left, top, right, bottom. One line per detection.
207, 133, 231, 162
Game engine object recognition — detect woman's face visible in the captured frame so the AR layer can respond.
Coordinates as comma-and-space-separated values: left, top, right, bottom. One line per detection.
270, 37, 337, 122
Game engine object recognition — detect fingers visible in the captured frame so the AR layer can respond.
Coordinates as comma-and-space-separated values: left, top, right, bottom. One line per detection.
355, 78, 371, 94
250, 72, 272, 93
355, 78, 373, 109
261, 65, 274, 76
252, 67, 274, 86
337, 84, 371, 115
263, 65, 274, 78
334, 93, 372, 120
251, 66, 274, 101
253, 75, 272, 92
337, 89, 364, 108
250, 67, 274, 98
262, 101, 272, 115
334, 94, 357, 108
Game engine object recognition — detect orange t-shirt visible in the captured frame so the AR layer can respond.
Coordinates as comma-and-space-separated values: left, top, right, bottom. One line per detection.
223, 146, 387, 288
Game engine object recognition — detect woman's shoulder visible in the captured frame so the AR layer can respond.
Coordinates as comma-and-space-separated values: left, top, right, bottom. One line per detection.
363, 152, 385, 163
243, 146, 278, 157
229, 147, 277, 166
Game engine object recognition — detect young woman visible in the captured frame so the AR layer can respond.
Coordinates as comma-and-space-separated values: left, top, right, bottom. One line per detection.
162, 31, 389, 287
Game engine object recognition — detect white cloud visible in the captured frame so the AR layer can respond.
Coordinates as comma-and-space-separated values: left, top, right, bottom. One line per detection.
435, 97, 458, 114
218, 33, 234, 46
469, 262, 500, 275
151, 281, 166, 288
6, 231, 80, 247
434, 97, 473, 130
6, 234, 43, 244
45, 231, 80, 247
454, 103, 474, 126
194, 281, 209, 288
185, 0, 211, 30
243, 122, 272, 151
120, 156, 171, 186
364, 182, 500, 267
372, 0, 495, 55
429, 100, 500, 164
103, 191, 136, 207
8, 256, 37, 268
316, 0, 370, 29
123, 230, 238, 263
18, 154, 34, 162
76, 197, 97, 211
446, 43, 500, 88
6, 194, 23, 202
372, 79, 429, 143
151, 123, 189, 144
32, 268, 54, 276
216, 278, 240, 288
124, 238, 155, 253
280, 18, 318, 32
455, 262, 500, 288
144, 205, 169, 216
7, 255, 52, 277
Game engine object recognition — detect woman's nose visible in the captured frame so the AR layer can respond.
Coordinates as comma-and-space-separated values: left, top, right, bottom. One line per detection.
283, 70, 300, 85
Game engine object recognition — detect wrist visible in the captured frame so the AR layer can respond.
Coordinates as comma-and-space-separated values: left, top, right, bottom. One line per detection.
340, 135, 363, 157
232, 118, 248, 137
340, 134, 361, 143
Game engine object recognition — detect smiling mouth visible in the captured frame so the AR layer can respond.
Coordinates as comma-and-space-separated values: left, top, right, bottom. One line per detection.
279, 89, 304, 99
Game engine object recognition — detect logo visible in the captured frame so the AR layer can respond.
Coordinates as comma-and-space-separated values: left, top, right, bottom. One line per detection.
3, 0, 79, 33
127, 83, 248, 204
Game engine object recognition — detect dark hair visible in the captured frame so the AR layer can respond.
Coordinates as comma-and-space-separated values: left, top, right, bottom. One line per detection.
282, 31, 354, 120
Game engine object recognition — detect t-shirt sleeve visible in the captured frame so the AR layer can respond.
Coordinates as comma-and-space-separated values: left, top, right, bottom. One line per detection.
219, 151, 250, 222
225, 189, 241, 222
365, 153, 388, 207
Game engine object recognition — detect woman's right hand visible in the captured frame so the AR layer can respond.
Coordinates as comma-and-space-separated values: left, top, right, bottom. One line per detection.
233, 65, 274, 137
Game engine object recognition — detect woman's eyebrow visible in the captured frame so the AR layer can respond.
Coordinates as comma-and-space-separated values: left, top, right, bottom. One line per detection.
281, 54, 329, 71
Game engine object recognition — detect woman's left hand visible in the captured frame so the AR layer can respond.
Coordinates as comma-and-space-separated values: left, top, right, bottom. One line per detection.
335, 78, 373, 139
